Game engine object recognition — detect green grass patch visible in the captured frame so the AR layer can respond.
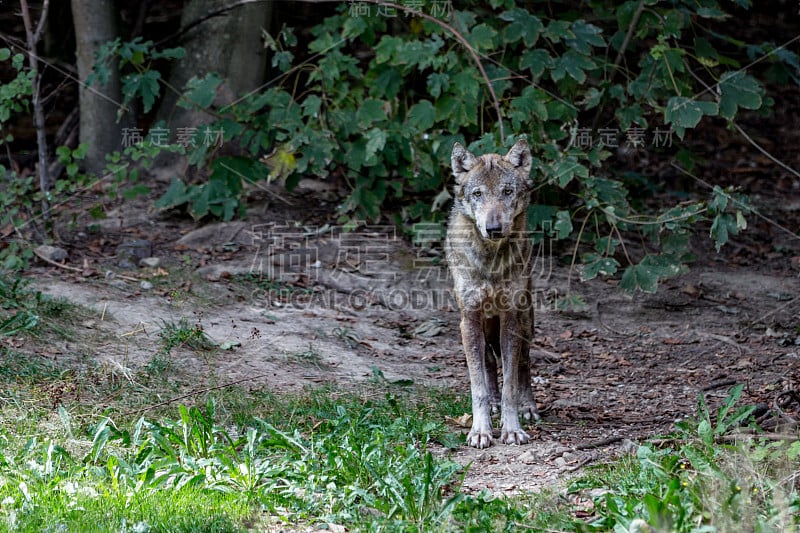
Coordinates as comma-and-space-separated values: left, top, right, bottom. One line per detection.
568, 385, 800, 532
0, 277, 796, 533
0, 383, 797, 531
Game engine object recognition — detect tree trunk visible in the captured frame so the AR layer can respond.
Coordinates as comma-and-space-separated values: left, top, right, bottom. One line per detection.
20, 0, 50, 217
156, 0, 272, 132
71, 0, 124, 175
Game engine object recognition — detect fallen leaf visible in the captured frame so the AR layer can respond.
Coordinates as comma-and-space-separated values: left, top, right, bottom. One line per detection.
446, 413, 472, 428
681, 284, 701, 297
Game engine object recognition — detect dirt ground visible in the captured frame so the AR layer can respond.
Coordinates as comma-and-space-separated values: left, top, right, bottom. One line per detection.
27, 181, 800, 496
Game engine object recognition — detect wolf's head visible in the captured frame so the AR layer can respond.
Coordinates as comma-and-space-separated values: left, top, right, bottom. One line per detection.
450, 139, 533, 241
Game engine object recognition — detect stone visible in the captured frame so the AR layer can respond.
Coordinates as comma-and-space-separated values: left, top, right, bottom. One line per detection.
35, 244, 68, 262
139, 257, 161, 268
116, 239, 152, 269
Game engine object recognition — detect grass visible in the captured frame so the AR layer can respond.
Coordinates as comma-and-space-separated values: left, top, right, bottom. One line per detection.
568, 386, 800, 532
2, 383, 794, 532
0, 273, 798, 531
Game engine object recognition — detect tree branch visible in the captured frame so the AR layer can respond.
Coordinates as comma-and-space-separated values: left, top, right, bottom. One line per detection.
155, 0, 270, 46
19, 0, 51, 219
590, 0, 645, 133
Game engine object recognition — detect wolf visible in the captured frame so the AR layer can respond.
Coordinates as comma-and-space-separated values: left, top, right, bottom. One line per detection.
445, 139, 539, 448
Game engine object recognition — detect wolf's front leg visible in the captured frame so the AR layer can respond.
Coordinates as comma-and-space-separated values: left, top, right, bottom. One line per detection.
518, 335, 541, 422
461, 310, 493, 448
499, 312, 531, 445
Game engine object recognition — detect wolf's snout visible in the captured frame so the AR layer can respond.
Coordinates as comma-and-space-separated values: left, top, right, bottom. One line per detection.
485, 210, 504, 239
486, 222, 504, 239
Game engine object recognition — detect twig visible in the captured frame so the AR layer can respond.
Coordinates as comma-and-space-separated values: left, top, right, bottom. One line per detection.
684, 65, 800, 182
719, 432, 799, 443
574, 435, 626, 450
33, 248, 140, 282
591, 0, 645, 132
701, 379, 738, 392
670, 163, 800, 244
563, 455, 595, 472
731, 121, 800, 180
19, 0, 51, 218
155, 0, 269, 46
119, 371, 278, 417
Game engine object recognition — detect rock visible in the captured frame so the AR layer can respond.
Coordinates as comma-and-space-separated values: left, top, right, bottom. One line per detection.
108, 279, 128, 290
35, 244, 68, 262
116, 239, 152, 269
139, 257, 161, 268
518, 450, 538, 464
177, 222, 253, 248
195, 262, 254, 279
140, 281, 154, 291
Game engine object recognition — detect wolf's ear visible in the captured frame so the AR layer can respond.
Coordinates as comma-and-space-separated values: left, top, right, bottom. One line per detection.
504, 139, 532, 174
451, 142, 478, 183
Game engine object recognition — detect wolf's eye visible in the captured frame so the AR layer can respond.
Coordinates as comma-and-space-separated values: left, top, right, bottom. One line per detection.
502, 187, 514, 196
472, 190, 482, 198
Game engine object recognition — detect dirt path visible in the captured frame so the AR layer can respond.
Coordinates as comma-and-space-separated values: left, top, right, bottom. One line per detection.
30, 195, 800, 494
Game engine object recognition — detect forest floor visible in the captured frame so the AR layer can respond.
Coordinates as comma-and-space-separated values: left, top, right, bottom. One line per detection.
24, 168, 800, 495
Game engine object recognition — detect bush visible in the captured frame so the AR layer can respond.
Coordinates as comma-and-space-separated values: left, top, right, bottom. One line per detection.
147, 1, 799, 295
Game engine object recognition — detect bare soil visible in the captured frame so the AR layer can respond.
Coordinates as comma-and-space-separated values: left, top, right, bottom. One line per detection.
26, 183, 800, 495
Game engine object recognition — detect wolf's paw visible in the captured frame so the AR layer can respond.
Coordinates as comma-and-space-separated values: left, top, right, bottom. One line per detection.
500, 427, 530, 445
466, 429, 494, 449
520, 402, 541, 422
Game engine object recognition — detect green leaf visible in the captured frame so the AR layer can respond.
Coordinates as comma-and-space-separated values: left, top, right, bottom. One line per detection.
519, 49, 553, 79
527, 204, 558, 231
567, 20, 606, 54
0, 311, 38, 336
372, 67, 402, 99
664, 97, 718, 138
407, 100, 436, 131
510, 86, 549, 130
357, 98, 386, 127
553, 210, 573, 239
640, 254, 683, 279
718, 71, 763, 119
467, 24, 497, 51
155, 178, 193, 210
708, 185, 729, 213
697, 418, 713, 447
374, 36, 402, 64
696, 7, 728, 19
550, 157, 588, 187
552, 51, 597, 83
543, 20, 573, 43
426, 72, 449, 98
152, 46, 185, 60
581, 253, 620, 281
364, 128, 387, 165
0, 48, 10, 61
122, 70, 161, 113
620, 263, 659, 294
581, 87, 603, 110
181, 73, 222, 110
301, 94, 322, 117
122, 185, 150, 200
694, 37, 719, 66
556, 294, 587, 311
710, 213, 738, 251
499, 8, 542, 47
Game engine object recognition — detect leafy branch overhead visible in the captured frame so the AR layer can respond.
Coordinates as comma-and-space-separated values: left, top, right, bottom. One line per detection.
145, 0, 792, 295
6, 1, 795, 292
